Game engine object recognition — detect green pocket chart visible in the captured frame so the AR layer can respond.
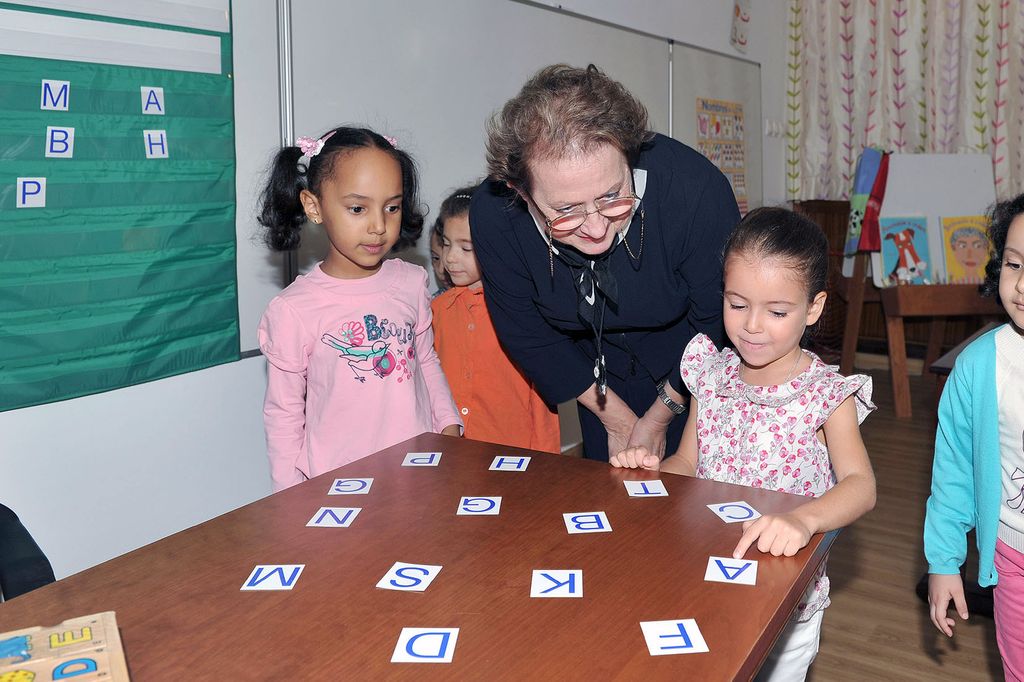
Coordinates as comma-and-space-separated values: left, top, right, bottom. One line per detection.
0, 2, 239, 412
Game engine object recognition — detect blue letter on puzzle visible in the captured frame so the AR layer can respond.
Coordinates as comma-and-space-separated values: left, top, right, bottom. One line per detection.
53, 658, 98, 678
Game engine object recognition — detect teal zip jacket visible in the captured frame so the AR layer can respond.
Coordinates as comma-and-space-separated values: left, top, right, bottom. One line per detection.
924, 325, 1003, 586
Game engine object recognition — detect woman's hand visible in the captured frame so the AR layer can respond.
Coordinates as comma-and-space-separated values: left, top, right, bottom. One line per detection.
928, 573, 969, 637
609, 445, 660, 470
621, 383, 685, 462
625, 411, 669, 462
605, 422, 636, 463
732, 513, 813, 558
575, 382, 638, 461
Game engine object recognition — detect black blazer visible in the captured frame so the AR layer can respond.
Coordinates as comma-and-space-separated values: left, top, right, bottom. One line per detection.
471, 134, 740, 405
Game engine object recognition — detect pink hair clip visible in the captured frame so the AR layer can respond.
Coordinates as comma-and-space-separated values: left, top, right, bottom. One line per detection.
296, 130, 337, 159
383, 135, 398, 148
296, 136, 323, 157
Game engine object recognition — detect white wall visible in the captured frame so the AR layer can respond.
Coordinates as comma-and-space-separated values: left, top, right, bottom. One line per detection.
234, 0, 286, 352
0, 0, 790, 580
751, 0, 790, 206
0, 358, 270, 579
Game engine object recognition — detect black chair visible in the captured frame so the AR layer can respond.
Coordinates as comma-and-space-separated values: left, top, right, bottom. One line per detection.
0, 503, 56, 601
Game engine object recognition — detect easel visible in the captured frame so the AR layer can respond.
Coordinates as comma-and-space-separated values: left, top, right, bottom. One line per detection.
837, 252, 879, 376
838, 252, 1003, 418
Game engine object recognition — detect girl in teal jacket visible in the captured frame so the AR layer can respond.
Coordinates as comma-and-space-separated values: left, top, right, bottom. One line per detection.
925, 194, 1024, 679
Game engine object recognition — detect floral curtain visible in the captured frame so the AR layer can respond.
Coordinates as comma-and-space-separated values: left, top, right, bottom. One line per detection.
787, 0, 1024, 201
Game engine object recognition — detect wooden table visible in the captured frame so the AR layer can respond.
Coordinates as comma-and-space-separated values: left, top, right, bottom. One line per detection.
0, 434, 836, 681
927, 321, 1001, 395
879, 284, 1002, 418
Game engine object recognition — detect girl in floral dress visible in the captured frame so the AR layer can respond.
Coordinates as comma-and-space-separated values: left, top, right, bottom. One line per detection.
612, 207, 877, 680
256, 127, 461, 491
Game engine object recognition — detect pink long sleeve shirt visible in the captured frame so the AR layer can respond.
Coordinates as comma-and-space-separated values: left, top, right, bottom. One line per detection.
258, 259, 461, 491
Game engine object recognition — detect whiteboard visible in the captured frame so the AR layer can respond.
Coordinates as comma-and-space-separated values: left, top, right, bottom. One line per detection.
877, 153, 995, 283
0, 6, 222, 72
236, 0, 763, 351
672, 44, 762, 210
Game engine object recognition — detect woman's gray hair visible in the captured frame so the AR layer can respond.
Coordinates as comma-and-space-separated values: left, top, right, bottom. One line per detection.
486, 64, 653, 192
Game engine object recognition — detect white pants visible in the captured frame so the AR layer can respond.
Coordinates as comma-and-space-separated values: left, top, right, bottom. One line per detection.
754, 609, 824, 682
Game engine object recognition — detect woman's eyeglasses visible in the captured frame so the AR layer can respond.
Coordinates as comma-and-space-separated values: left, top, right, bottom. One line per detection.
525, 168, 641, 237
539, 195, 640, 236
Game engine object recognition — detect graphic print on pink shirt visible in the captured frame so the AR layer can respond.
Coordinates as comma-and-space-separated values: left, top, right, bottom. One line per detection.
320, 314, 416, 383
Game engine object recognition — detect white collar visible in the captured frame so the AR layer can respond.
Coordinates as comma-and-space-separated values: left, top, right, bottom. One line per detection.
529, 167, 649, 255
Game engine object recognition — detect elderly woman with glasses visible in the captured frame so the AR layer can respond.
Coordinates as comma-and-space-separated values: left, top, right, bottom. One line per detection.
471, 64, 740, 463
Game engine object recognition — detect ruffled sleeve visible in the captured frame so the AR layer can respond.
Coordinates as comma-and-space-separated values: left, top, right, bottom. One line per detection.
812, 372, 875, 431
257, 296, 312, 491
258, 297, 310, 373
679, 332, 720, 396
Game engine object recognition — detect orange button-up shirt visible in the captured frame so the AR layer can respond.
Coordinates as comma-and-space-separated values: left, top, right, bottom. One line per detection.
432, 286, 560, 453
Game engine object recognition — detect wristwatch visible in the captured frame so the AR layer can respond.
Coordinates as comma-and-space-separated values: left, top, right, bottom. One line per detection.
656, 379, 686, 415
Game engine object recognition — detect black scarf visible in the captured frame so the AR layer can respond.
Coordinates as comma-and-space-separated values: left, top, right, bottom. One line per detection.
555, 245, 619, 395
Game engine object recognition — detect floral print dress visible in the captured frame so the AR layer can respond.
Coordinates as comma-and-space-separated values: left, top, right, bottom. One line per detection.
680, 333, 875, 620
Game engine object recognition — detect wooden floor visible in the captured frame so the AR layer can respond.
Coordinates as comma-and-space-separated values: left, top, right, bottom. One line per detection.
811, 370, 1003, 681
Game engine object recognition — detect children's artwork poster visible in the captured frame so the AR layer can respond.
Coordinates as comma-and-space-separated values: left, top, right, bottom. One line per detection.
0, 611, 130, 680
695, 98, 748, 213
941, 215, 990, 284
874, 216, 931, 287
729, 0, 751, 54
0, 5, 238, 412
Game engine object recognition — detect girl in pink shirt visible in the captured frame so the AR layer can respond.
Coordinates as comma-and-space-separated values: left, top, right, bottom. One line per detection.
256, 127, 461, 491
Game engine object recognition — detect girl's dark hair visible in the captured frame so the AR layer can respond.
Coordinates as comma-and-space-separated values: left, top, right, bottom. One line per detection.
980, 193, 1024, 298
432, 184, 478, 240
257, 126, 424, 252
723, 206, 829, 299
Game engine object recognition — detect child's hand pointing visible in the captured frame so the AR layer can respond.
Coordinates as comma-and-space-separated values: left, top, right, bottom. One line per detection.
732, 513, 812, 558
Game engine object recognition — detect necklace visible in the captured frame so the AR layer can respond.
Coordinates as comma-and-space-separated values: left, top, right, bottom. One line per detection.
547, 227, 555, 278
548, 207, 644, 279
740, 347, 804, 386
782, 349, 804, 385
622, 208, 644, 262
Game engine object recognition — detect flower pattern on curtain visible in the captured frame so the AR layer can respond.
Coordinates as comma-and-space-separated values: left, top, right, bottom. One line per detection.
787, 0, 1024, 201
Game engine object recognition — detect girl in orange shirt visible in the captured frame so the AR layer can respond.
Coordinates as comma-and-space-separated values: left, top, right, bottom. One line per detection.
431, 186, 561, 453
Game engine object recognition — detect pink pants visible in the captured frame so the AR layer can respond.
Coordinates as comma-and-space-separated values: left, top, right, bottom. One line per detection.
995, 539, 1024, 681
